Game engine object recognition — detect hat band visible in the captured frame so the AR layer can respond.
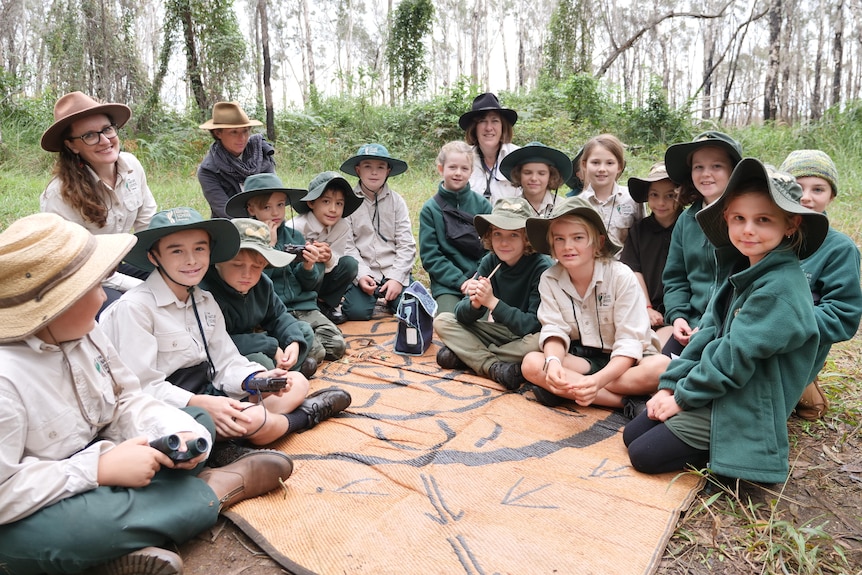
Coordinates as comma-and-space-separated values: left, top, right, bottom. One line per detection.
0, 235, 97, 307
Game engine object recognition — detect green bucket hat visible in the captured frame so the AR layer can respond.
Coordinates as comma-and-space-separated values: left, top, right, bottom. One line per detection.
474, 197, 534, 237
627, 161, 674, 203
339, 143, 408, 177
293, 171, 363, 217
664, 131, 742, 185
126, 207, 239, 271
695, 158, 828, 260
231, 218, 295, 267
778, 150, 839, 197
224, 173, 307, 218
565, 146, 585, 193
525, 196, 621, 257
500, 141, 573, 185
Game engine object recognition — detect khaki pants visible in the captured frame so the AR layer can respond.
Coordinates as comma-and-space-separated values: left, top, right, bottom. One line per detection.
434, 312, 541, 377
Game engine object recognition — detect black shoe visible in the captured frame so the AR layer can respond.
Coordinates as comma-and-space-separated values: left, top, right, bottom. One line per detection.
621, 395, 649, 420
207, 440, 257, 468
488, 362, 525, 390
532, 385, 564, 407
436, 346, 467, 370
318, 300, 346, 325
299, 387, 352, 429
299, 356, 318, 379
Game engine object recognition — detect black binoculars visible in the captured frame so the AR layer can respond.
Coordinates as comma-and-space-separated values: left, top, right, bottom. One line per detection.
149, 434, 209, 462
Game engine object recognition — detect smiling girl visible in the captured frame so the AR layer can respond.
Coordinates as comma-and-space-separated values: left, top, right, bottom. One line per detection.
499, 141, 573, 218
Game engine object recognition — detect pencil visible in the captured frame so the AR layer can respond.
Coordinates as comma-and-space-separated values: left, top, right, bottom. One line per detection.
486, 262, 502, 279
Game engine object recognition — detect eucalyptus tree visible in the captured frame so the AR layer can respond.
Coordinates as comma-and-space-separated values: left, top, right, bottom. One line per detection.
386, 0, 433, 101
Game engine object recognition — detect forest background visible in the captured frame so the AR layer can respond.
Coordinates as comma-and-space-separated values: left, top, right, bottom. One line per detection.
1, 0, 861, 573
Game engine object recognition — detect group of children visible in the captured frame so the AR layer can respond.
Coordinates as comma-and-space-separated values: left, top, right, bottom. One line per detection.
2, 90, 861, 574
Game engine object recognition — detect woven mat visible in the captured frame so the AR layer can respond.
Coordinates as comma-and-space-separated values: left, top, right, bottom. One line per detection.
224, 316, 702, 575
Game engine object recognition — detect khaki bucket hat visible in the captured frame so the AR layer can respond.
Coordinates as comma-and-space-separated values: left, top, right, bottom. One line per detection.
41, 91, 131, 152
231, 218, 295, 267
0, 213, 136, 342
525, 196, 621, 257
474, 197, 533, 237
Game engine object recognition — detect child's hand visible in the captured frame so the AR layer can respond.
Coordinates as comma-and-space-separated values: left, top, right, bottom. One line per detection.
380, 279, 403, 302
188, 395, 255, 438
672, 318, 694, 345
471, 277, 498, 310
646, 389, 681, 421
300, 243, 320, 269
358, 275, 378, 295
313, 241, 332, 264
569, 373, 601, 406
98, 437, 167, 487
275, 343, 300, 370
262, 219, 280, 246
545, 360, 568, 391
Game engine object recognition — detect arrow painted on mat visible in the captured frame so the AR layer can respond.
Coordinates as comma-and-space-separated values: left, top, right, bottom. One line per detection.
501, 477, 558, 509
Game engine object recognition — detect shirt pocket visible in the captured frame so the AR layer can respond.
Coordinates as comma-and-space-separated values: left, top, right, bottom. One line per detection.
29, 405, 91, 457
155, 329, 201, 370
122, 176, 144, 212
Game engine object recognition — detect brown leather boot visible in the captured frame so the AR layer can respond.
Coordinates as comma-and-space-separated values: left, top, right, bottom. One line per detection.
198, 450, 293, 511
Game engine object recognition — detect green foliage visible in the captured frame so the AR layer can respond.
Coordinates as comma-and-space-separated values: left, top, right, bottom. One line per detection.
621, 78, 692, 145
559, 73, 615, 129
386, 0, 434, 101
542, 0, 591, 81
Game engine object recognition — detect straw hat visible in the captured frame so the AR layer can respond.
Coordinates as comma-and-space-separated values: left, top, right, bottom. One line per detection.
627, 162, 674, 203
458, 93, 518, 130
40, 91, 131, 152
231, 218, 295, 267
339, 143, 409, 177
474, 197, 534, 237
695, 158, 829, 260
126, 207, 239, 272
0, 213, 136, 342
224, 173, 308, 218
525, 196, 621, 257
293, 171, 363, 217
199, 101, 263, 130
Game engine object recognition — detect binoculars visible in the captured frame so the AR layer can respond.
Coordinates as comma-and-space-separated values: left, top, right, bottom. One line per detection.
149, 434, 209, 462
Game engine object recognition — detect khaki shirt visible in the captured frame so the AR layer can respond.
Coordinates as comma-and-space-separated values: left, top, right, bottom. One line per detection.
289, 213, 350, 273
579, 183, 645, 257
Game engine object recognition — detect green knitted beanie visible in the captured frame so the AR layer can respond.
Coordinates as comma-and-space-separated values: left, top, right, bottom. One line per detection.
778, 150, 838, 196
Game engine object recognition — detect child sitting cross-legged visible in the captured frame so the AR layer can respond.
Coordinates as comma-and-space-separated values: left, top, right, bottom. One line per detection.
288, 171, 363, 325
100, 207, 351, 450
434, 198, 552, 390
0, 213, 292, 575
201, 218, 319, 379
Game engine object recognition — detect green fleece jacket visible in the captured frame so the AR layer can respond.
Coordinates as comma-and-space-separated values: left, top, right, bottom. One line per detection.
201, 267, 312, 364
800, 227, 862, 378
454, 252, 552, 336
659, 247, 820, 483
662, 200, 730, 327
266, 225, 324, 312
419, 183, 492, 298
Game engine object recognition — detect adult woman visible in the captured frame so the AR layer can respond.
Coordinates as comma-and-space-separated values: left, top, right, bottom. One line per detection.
40, 91, 156, 310
198, 101, 276, 218
459, 92, 521, 204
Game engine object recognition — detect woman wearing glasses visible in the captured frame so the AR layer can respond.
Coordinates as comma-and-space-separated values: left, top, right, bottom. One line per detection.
40, 91, 157, 312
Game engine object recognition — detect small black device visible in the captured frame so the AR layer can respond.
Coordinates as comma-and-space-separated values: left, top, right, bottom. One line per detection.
373, 278, 387, 299
149, 434, 209, 462
244, 376, 289, 393
283, 244, 306, 255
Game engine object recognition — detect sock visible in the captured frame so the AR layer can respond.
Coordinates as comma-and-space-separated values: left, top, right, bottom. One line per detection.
284, 410, 309, 433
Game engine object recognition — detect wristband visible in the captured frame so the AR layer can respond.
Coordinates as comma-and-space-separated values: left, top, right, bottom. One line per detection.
543, 355, 562, 372
646, 304, 653, 309
241, 372, 263, 395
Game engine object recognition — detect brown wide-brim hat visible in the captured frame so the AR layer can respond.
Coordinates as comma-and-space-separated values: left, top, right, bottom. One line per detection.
294, 171, 363, 217
627, 162, 674, 203
0, 213, 136, 342
458, 92, 518, 131
526, 196, 621, 257
224, 173, 307, 218
41, 91, 131, 152
696, 158, 829, 260
199, 101, 263, 130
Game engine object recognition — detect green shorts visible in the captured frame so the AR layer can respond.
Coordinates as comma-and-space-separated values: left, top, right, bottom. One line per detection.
568, 343, 611, 374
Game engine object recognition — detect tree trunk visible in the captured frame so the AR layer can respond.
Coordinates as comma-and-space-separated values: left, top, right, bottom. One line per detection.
830, 0, 843, 108
258, 0, 275, 140
177, 0, 208, 116
470, 0, 480, 83
301, 0, 316, 96
763, 0, 781, 121
702, 25, 715, 120
811, 0, 824, 120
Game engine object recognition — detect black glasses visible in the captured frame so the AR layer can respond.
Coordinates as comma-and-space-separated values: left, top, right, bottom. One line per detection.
67, 124, 118, 146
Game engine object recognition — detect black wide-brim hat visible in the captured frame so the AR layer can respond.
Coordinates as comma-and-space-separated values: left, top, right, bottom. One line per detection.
695, 158, 828, 260
499, 141, 573, 185
458, 93, 518, 131
664, 131, 742, 185
294, 171, 363, 217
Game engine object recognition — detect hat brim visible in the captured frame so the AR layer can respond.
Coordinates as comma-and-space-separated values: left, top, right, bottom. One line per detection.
627, 173, 672, 203
127, 219, 240, 271
239, 243, 296, 267
293, 177, 363, 217
664, 139, 742, 184
474, 213, 528, 238
526, 208, 621, 257
340, 155, 408, 177
225, 187, 308, 218
0, 233, 136, 342
199, 119, 263, 130
695, 158, 828, 260
500, 146, 573, 185
458, 108, 518, 131
40, 103, 132, 152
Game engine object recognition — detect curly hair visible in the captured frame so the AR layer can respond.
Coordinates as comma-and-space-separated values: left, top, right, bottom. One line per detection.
507, 164, 564, 190
51, 145, 110, 227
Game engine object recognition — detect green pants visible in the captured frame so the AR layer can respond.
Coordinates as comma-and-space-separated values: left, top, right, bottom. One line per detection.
0, 408, 219, 575
245, 320, 315, 370
342, 284, 401, 321
433, 293, 463, 316
315, 256, 358, 308
293, 309, 345, 361
433, 312, 541, 376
